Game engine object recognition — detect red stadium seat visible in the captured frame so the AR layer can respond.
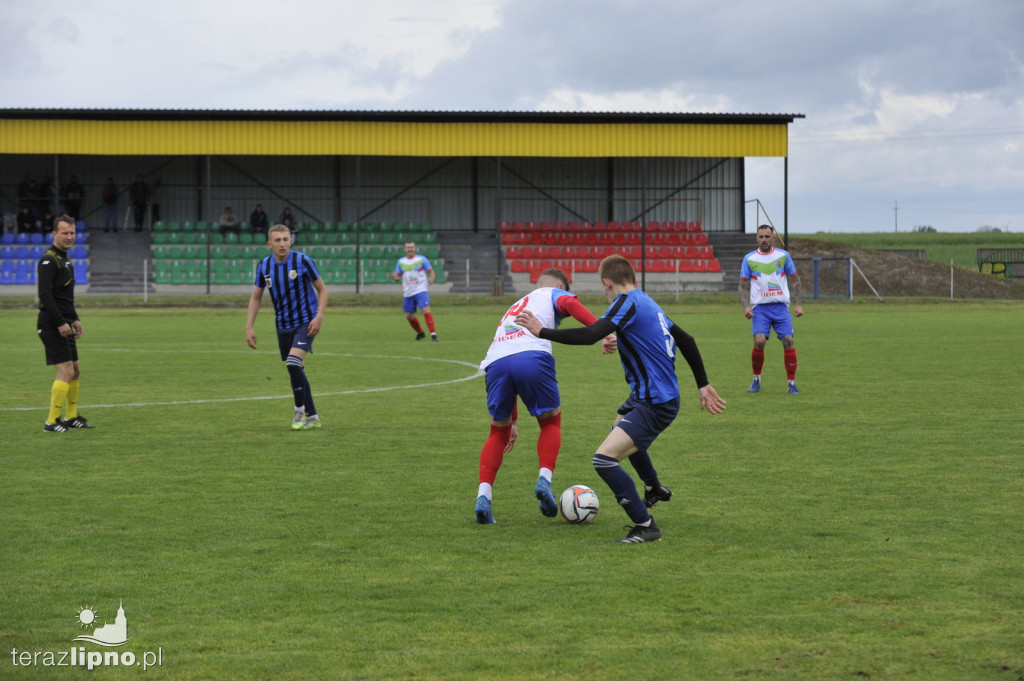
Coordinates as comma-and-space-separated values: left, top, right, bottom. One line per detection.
511, 260, 526, 273
694, 233, 709, 245
706, 259, 723, 272
506, 247, 520, 259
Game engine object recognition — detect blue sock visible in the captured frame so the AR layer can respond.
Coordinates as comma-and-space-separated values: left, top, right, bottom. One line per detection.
285, 356, 306, 411
627, 448, 658, 488
593, 453, 651, 524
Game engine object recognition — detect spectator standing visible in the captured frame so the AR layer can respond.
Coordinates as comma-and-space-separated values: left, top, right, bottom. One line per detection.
63, 175, 85, 219
129, 174, 151, 232
101, 178, 119, 232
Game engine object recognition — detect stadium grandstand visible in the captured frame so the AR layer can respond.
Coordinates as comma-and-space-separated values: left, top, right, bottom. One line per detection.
0, 109, 803, 296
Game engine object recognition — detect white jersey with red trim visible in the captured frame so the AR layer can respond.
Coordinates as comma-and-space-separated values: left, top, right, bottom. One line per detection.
480, 287, 574, 370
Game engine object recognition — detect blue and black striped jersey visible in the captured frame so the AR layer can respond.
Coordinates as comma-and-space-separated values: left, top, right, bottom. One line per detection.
602, 289, 681, 404
254, 251, 322, 330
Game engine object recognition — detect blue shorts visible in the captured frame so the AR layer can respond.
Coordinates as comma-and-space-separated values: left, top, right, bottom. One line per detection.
277, 324, 315, 361
751, 303, 794, 339
485, 351, 560, 421
615, 395, 680, 452
403, 291, 431, 314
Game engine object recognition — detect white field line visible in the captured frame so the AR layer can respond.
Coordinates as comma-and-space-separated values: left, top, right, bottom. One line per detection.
0, 350, 484, 411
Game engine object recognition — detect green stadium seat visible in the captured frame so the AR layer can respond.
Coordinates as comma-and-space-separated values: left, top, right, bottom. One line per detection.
213, 270, 230, 285
164, 221, 180, 232
224, 232, 239, 244
210, 233, 225, 244
181, 221, 195, 232
170, 270, 185, 284
153, 246, 169, 259
228, 271, 244, 285
167, 247, 182, 259
155, 270, 171, 284
238, 233, 254, 244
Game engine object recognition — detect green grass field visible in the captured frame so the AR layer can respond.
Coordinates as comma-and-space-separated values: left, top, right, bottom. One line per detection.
803, 231, 1024, 271
1, 298, 1021, 680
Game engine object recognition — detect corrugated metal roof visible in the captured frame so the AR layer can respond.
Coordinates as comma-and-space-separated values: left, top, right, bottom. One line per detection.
0, 109, 803, 158
0, 108, 804, 124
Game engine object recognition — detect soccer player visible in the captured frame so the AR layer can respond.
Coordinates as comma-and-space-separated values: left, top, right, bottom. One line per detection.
474, 269, 616, 524
516, 255, 726, 543
739, 224, 804, 394
246, 224, 328, 430
37, 215, 94, 432
391, 241, 438, 341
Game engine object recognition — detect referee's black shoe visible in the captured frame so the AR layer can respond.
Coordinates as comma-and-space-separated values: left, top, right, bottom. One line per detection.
43, 421, 70, 433
61, 416, 95, 429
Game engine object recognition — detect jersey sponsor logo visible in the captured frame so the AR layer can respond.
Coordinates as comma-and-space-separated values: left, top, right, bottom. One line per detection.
288, 269, 297, 279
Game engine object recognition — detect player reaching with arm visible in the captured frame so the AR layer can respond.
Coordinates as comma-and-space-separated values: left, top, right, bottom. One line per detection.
246, 224, 328, 430
474, 269, 616, 524
739, 224, 803, 394
516, 255, 725, 543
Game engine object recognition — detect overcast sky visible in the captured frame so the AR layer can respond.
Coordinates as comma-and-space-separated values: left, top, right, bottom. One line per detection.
2, 0, 1021, 233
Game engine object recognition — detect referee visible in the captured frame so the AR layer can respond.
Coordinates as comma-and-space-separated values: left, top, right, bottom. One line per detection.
38, 214, 94, 432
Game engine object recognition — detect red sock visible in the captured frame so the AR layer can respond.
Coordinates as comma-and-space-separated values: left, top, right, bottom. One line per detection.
536, 412, 562, 472
424, 312, 436, 333
784, 348, 798, 381
408, 317, 423, 333
479, 423, 512, 485
751, 347, 765, 375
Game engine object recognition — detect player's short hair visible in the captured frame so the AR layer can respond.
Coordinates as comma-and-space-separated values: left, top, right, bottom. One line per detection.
757, 224, 774, 234
599, 254, 636, 285
52, 214, 75, 232
267, 224, 291, 238
537, 268, 569, 291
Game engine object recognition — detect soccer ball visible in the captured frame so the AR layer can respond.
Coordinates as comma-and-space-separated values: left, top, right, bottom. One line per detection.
559, 485, 599, 524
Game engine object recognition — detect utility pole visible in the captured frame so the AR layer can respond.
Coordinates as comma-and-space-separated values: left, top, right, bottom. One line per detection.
894, 200, 899, 233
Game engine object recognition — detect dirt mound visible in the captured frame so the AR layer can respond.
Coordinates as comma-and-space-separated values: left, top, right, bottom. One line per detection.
788, 238, 1024, 300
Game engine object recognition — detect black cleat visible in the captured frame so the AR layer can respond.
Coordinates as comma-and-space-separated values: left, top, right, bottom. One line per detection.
431, 334, 439, 342
643, 483, 673, 508
415, 331, 426, 341
43, 421, 69, 433
616, 521, 662, 543
61, 416, 95, 429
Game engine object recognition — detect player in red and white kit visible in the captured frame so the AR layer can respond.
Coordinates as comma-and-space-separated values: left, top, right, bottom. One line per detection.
474, 269, 615, 524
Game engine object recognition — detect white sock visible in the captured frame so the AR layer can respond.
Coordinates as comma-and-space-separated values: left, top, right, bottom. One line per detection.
478, 483, 493, 500
538, 467, 553, 483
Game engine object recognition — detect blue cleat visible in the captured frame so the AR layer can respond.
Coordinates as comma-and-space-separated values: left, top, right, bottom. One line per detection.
787, 382, 800, 394
747, 376, 761, 393
475, 495, 495, 524
534, 477, 558, 518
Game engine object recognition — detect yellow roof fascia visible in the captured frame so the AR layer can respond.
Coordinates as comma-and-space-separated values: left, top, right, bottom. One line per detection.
0, 119, 791, 157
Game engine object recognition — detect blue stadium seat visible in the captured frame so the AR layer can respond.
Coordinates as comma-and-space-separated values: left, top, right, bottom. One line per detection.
0, 270, 13, 285
1, 233, 14, 245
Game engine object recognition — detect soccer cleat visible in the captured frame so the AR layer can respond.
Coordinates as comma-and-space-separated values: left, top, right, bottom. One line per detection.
787, 382, 800, 394
431, 334, 439, 342
534, 477, 558, 517
415, 331, 426, 341
43, 420, 69, 433
291, 409, 306, 430
302, 414, 322, 429
616, 521, 662, 543
475, 495, 495, 524
644, 483, 673, 508
747, 376, 761, 393
61, 416, 94, 429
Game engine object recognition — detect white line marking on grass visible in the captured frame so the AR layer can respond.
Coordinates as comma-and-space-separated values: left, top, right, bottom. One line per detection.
0, 352, 484, 411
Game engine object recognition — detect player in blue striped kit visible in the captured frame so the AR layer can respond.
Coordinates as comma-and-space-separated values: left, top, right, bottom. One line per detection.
246, 224, 328, 429
516, 254, 726, 543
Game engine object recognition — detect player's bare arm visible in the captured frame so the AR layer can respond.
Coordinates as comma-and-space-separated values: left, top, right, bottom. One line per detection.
739, 279, 753, 318
790, 273, 804, 317
245, 286, 264, 349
